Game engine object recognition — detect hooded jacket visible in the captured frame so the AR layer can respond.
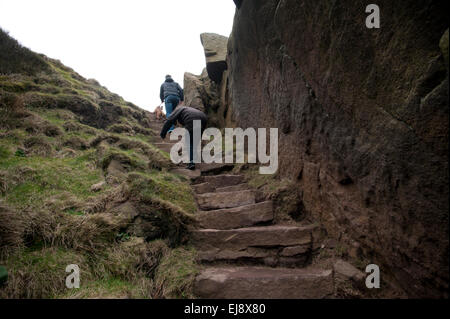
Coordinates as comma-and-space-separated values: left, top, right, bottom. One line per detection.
160, 77, 184, 102
160, 106, 207, 139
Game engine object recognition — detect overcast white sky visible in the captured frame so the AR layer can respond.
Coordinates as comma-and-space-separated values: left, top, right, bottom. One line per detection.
0, 0, 235, 111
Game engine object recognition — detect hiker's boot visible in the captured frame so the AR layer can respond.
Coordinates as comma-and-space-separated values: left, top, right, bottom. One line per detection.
187, 163, 196, 170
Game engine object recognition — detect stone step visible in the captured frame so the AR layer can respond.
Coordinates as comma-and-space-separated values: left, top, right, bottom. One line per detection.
193, 174, 245, 188
196, 201, 273, 230
192, 182, 215, 194
194, 266, 333, 299
192, 182, 249, 195
152, 140, 180, 148
197, 163, 234, 175
191, 224, 318, 266
150, 134, 182, 143
170, 168, 202, 180
165, 139, 181, 144
196, 190, 255, 210
215, 183, 249, 193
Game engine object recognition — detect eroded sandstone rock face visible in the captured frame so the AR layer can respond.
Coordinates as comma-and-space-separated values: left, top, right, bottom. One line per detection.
228, 0, 449, 297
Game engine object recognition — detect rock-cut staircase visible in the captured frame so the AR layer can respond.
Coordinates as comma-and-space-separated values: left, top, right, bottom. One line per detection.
150, 118, 333, 299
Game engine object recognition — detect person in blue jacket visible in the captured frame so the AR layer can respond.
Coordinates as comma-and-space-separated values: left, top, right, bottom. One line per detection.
160, 75, 184, 133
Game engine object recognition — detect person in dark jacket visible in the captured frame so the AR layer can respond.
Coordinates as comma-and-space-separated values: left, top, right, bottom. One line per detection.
160, 106, 207, 170
160, 75, 184, 133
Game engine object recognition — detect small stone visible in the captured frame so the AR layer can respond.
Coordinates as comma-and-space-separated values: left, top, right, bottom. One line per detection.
263, 257, 278, 267
333, 259, 365, 282
90, 181, 106, 192
59, 148, 77, 158
348, 241, 361, 259
326, 238, 338, 249
281, 245, 309, 257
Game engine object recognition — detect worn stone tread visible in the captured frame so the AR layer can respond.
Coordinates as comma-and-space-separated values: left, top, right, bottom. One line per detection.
191, 224, 316, 250
192, 182, 216, 194
194, 174, 245, 188
198, 163, 234, 175
170, 168, 201, 179
196, 201, 273, 230
194, 266, 334, 299
196, 189, 255, 210
215, 183, 249, 193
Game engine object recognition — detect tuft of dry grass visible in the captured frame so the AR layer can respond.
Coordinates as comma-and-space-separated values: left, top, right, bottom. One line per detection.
0, 91, 27, 129
107, 123, 134, 135
61, 277, 152, 299
0, 200, 181, 299
25, 211, 124, 253
43, 123, 63, 137
83, 183, 129, 214
63, 136, 88, 150
0, 166, 36, 196
0, 203, 26, 258
23, 135, 54, 156
0, 202, 124, 257
96, 238, 168, 281
0, 247, 90, 299
153, 246, 198, 299
90, 133, 170, 171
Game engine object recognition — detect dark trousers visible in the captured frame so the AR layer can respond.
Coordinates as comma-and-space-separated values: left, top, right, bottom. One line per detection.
187, 120, 206, 164
164, 95, 180, 132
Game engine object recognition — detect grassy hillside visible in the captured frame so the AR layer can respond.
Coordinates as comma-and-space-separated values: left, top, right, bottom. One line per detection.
0, 29, 198, 299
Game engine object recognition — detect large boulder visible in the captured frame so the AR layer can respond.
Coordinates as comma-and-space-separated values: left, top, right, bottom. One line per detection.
183, 69, 223, 126
183, 71, 208, 112
200, 33, 228, 83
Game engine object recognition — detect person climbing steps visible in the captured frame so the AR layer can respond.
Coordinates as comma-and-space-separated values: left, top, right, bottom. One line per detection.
159, 74, 184, 133
160, 106, 207, 170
